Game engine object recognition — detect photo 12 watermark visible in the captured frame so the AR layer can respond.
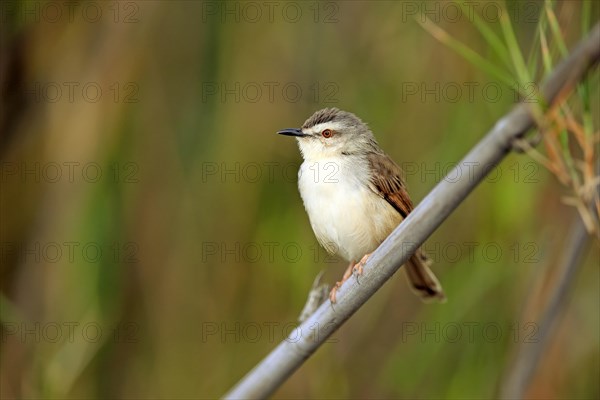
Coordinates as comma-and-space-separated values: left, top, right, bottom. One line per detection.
1, 161, 140, 184
201, 1, 339, 24
400, 1, 541, 24
201, 161, 297, 184
400, 81, 541, 104
0, 1, 140, 24
24, 82, 140, 104
201, 81, 339, 104
400, 161, 540, 185
1, 321, 140, 344
201, 321, 338, 344
399, 321, 539, 344
1, 241, 139, 264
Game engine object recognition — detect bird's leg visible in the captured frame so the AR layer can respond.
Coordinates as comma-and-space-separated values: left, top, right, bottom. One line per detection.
329, 261, 355, 303
352, 252, 372, 276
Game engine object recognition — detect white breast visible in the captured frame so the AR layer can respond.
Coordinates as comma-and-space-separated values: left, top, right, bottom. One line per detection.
298, 156, 402, 262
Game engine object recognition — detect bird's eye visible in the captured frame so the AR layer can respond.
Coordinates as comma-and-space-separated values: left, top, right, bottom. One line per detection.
321, 129, 333, 138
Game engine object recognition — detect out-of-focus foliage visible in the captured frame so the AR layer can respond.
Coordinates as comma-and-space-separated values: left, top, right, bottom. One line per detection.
0, 1, 598, 399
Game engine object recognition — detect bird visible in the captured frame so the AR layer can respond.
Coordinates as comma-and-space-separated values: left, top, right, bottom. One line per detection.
278, 108, 445, 303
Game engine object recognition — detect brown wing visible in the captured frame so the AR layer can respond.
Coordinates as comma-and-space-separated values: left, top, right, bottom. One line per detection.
367, 152, 446, 302
366, 152, 413, 218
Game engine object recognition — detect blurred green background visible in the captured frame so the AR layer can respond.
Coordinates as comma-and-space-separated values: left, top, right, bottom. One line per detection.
1, 1, 598, 399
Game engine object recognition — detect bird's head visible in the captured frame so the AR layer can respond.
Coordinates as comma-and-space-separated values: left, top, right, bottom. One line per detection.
277, 108, 378, 160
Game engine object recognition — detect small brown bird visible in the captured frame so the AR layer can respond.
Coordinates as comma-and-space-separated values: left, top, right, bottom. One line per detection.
278, 108, 445, 303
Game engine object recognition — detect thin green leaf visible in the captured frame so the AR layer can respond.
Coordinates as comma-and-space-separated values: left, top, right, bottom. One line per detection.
545, 0, 568, 57
579, 0, 592, 138
526, 4, 548, 81
539, 24, 553, 76
458, 1, 512, 69
416, 17, 513, 85
498, 8, 531, 84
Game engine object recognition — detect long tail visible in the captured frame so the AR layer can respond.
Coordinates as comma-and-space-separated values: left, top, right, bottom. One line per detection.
405, 249, 446, 302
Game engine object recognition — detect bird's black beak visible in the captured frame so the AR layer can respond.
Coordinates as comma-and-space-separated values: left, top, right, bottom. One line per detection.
277, 128, 308, 137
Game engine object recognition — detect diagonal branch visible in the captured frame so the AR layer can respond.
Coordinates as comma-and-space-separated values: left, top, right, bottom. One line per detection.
223, 23, 600, 400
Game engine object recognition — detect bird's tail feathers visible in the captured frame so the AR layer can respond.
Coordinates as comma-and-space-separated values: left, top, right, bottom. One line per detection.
405, 249, 446, 302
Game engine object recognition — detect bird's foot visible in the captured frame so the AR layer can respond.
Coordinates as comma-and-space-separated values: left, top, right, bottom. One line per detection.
328, 282, 341, 304
329, 262, 354, 303
352, 252, 372, 277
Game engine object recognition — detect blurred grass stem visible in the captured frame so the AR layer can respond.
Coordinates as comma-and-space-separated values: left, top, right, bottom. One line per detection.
498, 215, 590, 399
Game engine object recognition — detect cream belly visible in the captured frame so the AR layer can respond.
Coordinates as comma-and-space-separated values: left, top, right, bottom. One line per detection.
298, 158, 402, 262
